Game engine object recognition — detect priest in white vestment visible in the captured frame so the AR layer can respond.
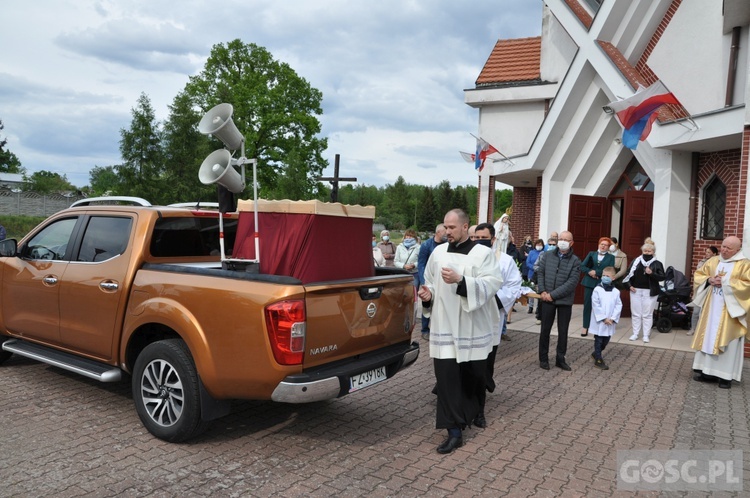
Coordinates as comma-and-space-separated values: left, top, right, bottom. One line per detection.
419, 210, 502, 454
691, 236, 750, 389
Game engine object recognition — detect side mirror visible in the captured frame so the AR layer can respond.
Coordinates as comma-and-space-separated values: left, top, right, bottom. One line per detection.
0, 239, 17, 257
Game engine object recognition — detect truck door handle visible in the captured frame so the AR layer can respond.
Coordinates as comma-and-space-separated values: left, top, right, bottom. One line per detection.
100, 281, 119, 291
43, 276, 58, 285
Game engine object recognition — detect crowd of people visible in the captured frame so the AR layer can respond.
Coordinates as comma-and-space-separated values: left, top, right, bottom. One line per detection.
374, 212, 747, 454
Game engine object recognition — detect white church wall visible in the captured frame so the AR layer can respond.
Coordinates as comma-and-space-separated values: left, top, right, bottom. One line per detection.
648, 0, 727, 115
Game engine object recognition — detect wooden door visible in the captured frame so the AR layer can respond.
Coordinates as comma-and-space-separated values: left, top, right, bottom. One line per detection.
568, 195, 611, 304
619, 190, 654, 317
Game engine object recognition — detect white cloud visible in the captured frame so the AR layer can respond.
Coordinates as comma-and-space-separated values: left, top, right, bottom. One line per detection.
0, 0, 541, 190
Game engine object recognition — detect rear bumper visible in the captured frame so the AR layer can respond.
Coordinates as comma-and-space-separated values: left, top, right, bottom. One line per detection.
271, 341, 419, 403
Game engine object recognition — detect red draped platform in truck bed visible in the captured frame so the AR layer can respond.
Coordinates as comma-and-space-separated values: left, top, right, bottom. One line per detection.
233, 199, 375, 283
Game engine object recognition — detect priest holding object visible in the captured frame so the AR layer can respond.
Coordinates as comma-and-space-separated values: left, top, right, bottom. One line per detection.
419, 209, 502, 454
691, 236, 750, 389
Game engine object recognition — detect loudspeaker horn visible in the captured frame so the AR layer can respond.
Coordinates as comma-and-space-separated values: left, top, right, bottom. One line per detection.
198, 103, 244, 151
199, 149, 245, 193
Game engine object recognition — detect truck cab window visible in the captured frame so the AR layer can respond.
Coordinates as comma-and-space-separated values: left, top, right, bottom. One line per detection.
24, 217, 78, 261
77, 217, 133, 263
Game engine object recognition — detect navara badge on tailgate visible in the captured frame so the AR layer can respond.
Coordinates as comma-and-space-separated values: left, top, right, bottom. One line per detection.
366, 302, 377, 318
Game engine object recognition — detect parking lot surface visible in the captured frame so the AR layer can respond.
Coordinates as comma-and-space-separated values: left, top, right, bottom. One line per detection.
1, 319, 749, 497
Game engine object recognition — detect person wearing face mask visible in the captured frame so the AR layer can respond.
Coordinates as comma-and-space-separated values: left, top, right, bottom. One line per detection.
372, 235, 386, 267
524, 238, 546, 315
474, 222, 521, 422
417, 224, 447, 340
536, 230, 581, 371
622, 238, 666, 343
579, 237, 616, 337
394, 228, 421, 287
589, 266, 622, 370
418, 209, 503, 454
378, 230, 396, 267
609, 237, 629, 289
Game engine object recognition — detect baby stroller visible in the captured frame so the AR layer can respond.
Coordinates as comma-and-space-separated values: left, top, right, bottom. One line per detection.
653, 266, 692, 333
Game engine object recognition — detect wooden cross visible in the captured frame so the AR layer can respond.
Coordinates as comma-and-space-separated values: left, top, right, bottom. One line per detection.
317, 154, 357, 202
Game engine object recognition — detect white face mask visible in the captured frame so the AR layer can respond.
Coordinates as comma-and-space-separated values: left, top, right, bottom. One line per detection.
557, 241, 570, 251
535, 245, 543, 251
609, 244, 616, 252
382, 235, 389, 242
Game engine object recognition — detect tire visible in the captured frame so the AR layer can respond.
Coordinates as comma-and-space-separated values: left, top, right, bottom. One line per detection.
656, 317, 673, 333
132, 339, 208, 442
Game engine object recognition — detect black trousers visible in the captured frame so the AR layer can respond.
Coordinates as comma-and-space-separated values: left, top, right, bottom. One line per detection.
538, 301, 572, 363
434, 358, 486, 430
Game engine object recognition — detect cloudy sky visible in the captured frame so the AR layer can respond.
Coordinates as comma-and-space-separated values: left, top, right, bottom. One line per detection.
0, 0, 542, 190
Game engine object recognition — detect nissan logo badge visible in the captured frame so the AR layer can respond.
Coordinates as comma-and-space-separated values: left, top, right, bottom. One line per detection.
366, 302, 377, 318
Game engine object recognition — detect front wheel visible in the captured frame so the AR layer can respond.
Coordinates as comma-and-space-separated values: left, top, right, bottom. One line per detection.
132, 339, 208, 442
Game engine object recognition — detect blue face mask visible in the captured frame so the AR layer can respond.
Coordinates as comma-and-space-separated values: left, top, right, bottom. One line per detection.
601, 276, 613, 285
403, 238, 416, 248
372, 241, 377, 248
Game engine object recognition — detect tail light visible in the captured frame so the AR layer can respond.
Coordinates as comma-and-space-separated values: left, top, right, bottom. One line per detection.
265, 300, 306, 365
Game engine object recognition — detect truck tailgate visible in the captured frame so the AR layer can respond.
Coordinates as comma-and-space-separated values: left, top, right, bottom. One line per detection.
302, 274, 415, 368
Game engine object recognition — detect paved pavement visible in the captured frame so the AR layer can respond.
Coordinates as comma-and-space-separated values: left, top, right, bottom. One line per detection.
1, 305, 749, 497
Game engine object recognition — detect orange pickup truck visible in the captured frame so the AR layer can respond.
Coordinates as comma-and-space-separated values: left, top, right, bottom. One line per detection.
0, 200, 419, 442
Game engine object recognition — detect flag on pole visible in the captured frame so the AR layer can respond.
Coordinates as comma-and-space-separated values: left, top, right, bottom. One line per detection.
605, 80, 680, 150
460, 136, 499, 171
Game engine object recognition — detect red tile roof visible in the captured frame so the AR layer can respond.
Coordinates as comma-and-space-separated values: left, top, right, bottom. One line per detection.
476, 37, 541, 87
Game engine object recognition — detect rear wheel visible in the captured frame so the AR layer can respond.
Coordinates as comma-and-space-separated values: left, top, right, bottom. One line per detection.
656, 317, 673, 333
132, 339, 207, 442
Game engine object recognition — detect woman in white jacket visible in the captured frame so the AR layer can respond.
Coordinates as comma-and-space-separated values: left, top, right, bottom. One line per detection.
394, 228, 421, 287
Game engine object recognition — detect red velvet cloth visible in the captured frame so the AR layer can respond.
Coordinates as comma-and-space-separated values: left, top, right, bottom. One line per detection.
233, 212, 374, 283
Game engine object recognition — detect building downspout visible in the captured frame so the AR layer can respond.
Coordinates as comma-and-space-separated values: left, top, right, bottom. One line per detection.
686, 152, 699, 275
725, 26, 741, 107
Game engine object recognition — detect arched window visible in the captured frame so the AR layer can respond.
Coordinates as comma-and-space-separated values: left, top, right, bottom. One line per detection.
701, 177, 725, 240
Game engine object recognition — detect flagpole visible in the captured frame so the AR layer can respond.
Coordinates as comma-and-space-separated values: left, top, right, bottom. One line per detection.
469, 133, 514, 164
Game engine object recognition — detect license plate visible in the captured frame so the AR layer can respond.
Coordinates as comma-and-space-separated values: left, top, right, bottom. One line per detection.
349, 366, 387, 392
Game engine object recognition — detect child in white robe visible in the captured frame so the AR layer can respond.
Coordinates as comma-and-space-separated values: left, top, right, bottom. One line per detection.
590, 267, 622, 370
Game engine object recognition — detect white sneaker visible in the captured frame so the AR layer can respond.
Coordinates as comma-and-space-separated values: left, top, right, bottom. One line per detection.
643, 336, 650, 343
629, 334, 638, 341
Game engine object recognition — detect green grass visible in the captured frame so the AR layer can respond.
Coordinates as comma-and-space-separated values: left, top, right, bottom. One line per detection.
0, 215, 46, 241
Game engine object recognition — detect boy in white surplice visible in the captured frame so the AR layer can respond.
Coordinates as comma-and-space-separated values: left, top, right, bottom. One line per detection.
590, 267, 622, 370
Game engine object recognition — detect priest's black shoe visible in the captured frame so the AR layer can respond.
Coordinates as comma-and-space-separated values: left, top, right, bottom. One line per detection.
437, 436, 463, 454
473, 413, 487, 428
540, 361, 550, 370
555, 360, 572, 371
718, 379, 732, 389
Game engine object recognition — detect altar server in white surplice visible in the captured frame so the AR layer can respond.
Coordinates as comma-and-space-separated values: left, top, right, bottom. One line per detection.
473, 222, 522, 402
589, 267, 622, 370
419, 209, 502, 455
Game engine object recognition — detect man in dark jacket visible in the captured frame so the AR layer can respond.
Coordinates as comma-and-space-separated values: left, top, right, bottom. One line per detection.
417, 223, 446, 340
536, 230, 581, 371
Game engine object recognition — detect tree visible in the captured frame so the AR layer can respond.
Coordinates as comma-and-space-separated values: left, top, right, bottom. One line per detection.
381, 176, 412, 229
0, 119, 25, 174
89, 165, 123, 196
494, 188, 513, 220
162, 91, 215, 204
182, 39, 327, 199
119, 93, 164, 201
416, 187, 438, 232
23, 170, 76, 194
434, 180, 453, 218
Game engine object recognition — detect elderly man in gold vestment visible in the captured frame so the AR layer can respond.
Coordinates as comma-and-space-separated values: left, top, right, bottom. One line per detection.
691, 236, 750, 389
